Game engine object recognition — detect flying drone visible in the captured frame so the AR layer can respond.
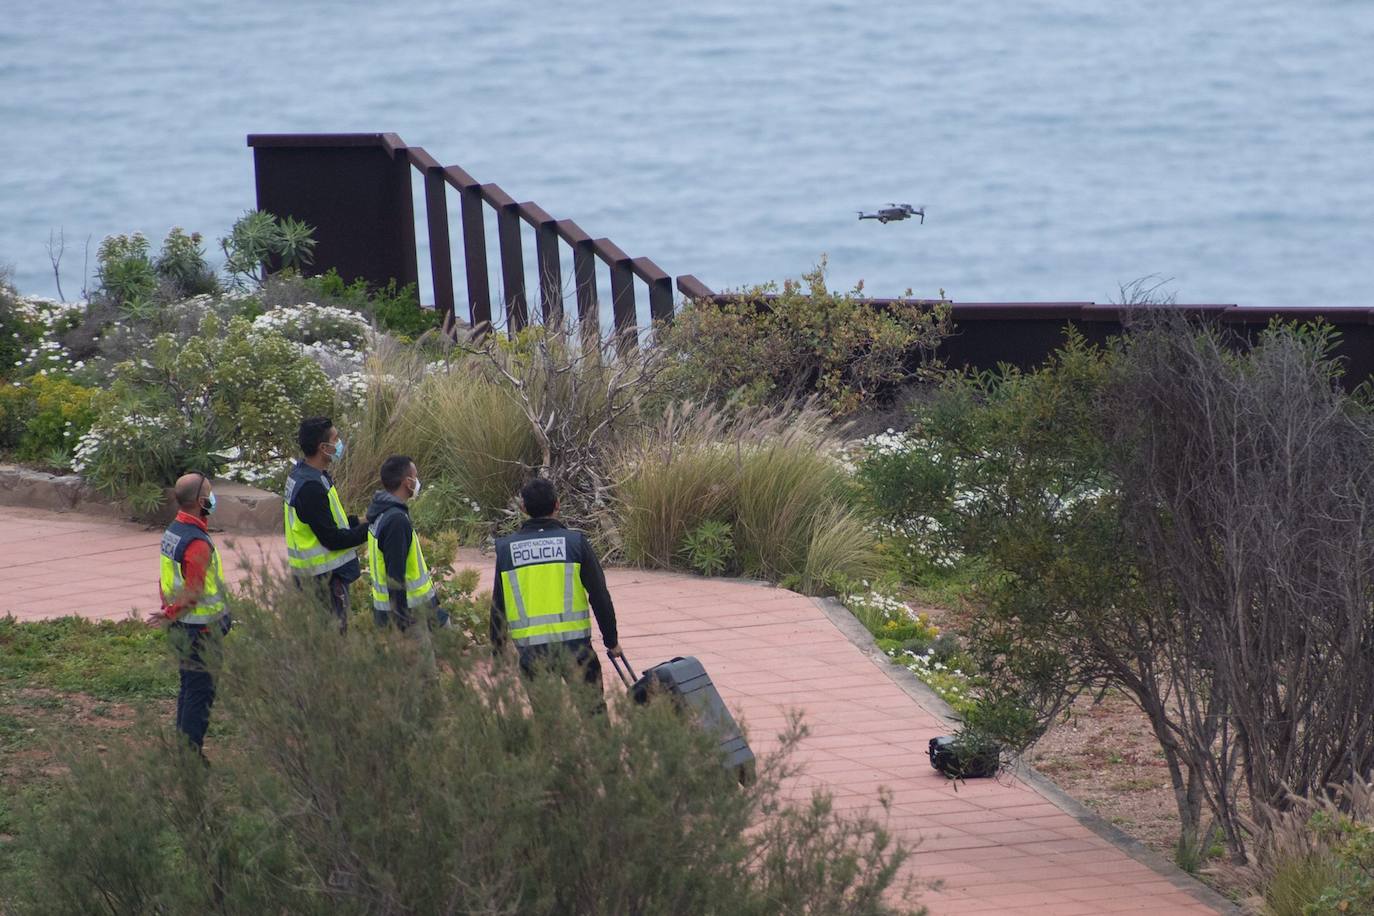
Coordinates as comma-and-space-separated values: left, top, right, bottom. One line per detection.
857, 203, 924, 224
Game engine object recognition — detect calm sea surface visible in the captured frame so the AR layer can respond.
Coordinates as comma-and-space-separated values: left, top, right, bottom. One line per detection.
2, 0, 1373, 306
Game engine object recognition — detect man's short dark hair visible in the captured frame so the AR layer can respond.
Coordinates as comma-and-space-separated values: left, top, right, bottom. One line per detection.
298, 417, 334, 457
380, 455, 415, 492
520, 477, 558, 518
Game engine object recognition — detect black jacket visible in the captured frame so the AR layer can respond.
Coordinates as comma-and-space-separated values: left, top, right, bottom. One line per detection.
490, 518, 618, 651
287, 461, 367, 582
365, 490, 429, 620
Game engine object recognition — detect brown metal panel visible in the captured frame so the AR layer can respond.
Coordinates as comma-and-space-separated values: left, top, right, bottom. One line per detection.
599, 239, 637, 340
441, 164, 481, 191
250, 136, 418, 291
249, 133, 406, 156
422, 165, 456, 322
553, 218, 592, 247
459, 185, 491, 328
572, 240, 599, 342
631, 258, 673, 322
407, 147, 441, 171
610, 263, 636, 346
487, 187, 528, 332
516, 203, 563, 327
479, 183, 517, 209
537, 225, 563, 327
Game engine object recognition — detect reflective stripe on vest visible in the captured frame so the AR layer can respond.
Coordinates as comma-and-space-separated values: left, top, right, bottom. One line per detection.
283, 468, 357, 576
502, 560, 591, 647
367, 515, 436, 612
159, 522, 226, 625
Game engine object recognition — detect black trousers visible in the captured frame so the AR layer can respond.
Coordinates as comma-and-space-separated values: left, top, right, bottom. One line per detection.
170, 623, 216, 750
518, 639, 605, 714
296, 572, 352, 632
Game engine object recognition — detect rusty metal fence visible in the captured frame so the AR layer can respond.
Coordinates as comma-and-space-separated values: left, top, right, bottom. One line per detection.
248, 132, 1374, 383
248, 132, 711, 338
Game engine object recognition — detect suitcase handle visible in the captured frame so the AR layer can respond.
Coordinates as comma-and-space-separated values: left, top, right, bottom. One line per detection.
608, 651, 639, 688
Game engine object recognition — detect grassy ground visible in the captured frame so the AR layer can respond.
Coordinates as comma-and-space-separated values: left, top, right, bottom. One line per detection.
0, 616, 176, 700
0, 616, 175, 904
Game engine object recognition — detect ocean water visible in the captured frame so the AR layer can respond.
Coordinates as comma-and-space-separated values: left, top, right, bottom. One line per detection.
2, 0, 1373, 307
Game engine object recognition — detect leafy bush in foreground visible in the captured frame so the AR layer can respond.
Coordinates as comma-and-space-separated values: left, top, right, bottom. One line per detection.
7, 571, 921, 915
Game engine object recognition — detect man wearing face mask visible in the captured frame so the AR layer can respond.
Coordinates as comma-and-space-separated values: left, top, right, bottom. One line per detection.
365, 455, 443, 632
285, 416, 369, 632
149, 472, 231, 756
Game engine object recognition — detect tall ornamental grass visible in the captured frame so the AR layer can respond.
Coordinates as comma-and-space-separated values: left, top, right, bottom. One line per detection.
333, 345, 537, 517
618, 405, 879, 594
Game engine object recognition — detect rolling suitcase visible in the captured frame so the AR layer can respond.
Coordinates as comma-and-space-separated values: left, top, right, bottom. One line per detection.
610, 653, 756, 785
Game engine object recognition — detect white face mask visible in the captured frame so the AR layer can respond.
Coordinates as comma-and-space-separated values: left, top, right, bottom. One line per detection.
410, 477, 421, 497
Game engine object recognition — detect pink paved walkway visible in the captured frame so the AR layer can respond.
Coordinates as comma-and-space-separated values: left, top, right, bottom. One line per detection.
0, 506, 1224, 915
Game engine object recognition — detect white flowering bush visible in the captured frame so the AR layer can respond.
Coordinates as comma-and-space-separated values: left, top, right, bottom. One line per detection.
842, 587, 976, 713
2, 295, 85, 377
887, 646, 975, 714
78, 313, 335, 506
850, 427, 965, 576
253, 302, 371, 350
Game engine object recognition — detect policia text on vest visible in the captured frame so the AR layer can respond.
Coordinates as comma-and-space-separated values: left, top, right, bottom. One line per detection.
491, 517, 620, 689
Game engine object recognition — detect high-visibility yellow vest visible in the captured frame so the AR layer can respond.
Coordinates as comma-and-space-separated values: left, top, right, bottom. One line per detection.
495, 530, 591, 648
159, 519, 227, 625
367, 509, 436, 614
283, 462, 356, 576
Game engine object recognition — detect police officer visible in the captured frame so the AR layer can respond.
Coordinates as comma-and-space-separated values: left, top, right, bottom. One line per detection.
365, 454, 441, 631
490, 478, 623, 698
285, 417, 368, 631
148, 472, 230, 755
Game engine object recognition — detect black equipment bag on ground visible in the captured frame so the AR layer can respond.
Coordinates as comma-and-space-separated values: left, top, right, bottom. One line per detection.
928, 735, 1001, 779
610, 653, 756, 785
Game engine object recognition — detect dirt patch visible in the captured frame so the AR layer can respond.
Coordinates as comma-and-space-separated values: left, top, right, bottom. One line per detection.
0, 687, 169, 787
1026, 691, 1184, 854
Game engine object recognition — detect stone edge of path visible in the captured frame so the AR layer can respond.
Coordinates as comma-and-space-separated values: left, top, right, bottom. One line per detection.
811, 595, 1241, 915
0, 462, 282, 535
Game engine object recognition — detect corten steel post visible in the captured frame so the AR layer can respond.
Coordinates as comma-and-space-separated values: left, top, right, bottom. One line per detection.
247, 134, 419, 292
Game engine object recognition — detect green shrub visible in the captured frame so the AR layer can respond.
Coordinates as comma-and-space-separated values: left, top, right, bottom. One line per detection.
6, 571, 922, 915
330, 352, 537, 518
657, 261, 950, 415
680, 519, 736, 576
154, 227, 218, 297
408, 360, 542, 513
408, 478, 489, 545
1282, 814, 1373, 914
618, 404, 739, 569
251, 301, 371, 349
0, 374, 98, 465
0, 271, 43, 375
1264, 853, 1345, 915
94, 233, 157, 309
75, 313, 334, 501
305, 269, 438, 339
732, 415, 868, 588
221, 210, 316, 288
